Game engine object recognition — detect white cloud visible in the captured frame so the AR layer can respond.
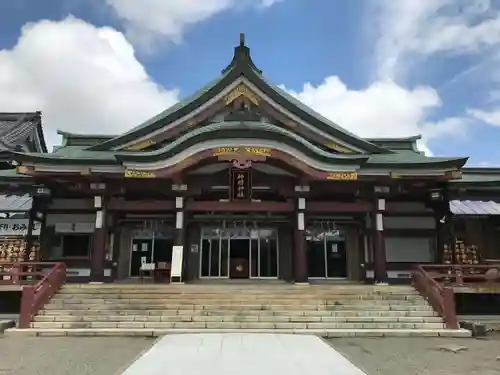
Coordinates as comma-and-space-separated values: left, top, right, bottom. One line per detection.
0, 17, 179, 149
281, 76, 468, 154
374, 0, 500, 80
468, 108, 500, 126
105, 0, 282, 48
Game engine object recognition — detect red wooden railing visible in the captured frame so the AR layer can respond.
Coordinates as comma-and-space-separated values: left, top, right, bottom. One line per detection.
418, 264, 500, 286
0, 262, 67, 328
412, 265, 458, 329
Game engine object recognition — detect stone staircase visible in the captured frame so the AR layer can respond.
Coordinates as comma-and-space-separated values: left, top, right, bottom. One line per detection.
6, 283, 470, 337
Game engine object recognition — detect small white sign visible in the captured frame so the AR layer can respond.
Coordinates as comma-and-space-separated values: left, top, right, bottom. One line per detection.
171, 245, 184, 279
0, 219, 41, 236
140, 263, 155, 271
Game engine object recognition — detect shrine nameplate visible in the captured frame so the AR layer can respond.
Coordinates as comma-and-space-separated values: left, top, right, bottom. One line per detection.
230, 169, 251, 201
326, 172, 358, 180
124, 169, 156, 178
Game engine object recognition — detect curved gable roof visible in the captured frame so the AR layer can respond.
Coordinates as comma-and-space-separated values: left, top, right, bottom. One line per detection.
89, 34, 388, 154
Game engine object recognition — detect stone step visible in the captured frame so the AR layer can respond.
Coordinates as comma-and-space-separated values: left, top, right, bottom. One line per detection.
5, 327, 472, 338
38, 309, 439, 317
42, 303, 433, 311
57, 289, 419, 296
30, 321, 447, 329
34, 315, 444, 323
48, 299, 426, 306
57, 291, 421, 300
52, 295, 424, 301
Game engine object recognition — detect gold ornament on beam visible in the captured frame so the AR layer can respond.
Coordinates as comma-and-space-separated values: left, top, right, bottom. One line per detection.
123, 140, 156, 151
124, 169, 156, 178
326, 172, 358, 181
325, 142, 355, 153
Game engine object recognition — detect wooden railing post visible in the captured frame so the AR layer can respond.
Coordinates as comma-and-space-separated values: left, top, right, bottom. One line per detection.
19, 285, 35, 328
442, 287, 458, 329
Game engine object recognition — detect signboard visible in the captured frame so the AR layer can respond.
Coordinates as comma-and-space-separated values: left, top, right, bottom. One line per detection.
124, 169, 156, 178
170, 245, 184, 282
231, 169, 251, 201
326, 172, 358, 181
0, 219, 41, 236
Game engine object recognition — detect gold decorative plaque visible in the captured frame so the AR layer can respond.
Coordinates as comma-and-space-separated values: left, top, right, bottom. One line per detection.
213, 147, 271, 157
225, 84, 259, 106
124, 169, 156, 178
326, 172, 358, 181
123, 140, 155, 151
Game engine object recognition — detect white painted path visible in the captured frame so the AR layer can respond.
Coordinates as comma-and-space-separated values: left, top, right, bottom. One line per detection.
120, 333, 367, 375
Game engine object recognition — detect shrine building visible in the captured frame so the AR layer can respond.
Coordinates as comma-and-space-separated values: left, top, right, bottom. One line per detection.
1, 34, 500, 285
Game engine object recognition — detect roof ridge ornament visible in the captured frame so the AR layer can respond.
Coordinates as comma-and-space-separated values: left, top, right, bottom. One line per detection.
222, 33, 262, 75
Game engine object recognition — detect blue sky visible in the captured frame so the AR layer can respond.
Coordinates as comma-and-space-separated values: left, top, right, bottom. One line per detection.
0, 0, 499, 165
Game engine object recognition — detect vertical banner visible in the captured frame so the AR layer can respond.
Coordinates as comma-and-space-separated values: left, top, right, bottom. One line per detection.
230, 168, 251, 201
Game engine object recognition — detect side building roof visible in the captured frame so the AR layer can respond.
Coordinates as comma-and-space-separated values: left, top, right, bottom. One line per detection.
0, 112, 47, 154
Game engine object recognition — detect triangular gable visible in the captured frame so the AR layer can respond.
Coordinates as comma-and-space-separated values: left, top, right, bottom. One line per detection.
89, 34, 389, 155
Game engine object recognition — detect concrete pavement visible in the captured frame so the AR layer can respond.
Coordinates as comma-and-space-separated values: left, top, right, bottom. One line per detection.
120, 333, 367, 375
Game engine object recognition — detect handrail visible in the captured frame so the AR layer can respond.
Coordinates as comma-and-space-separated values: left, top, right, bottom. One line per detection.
419, 264, 500, 286
0, 262, 63, 285
412, 265, 458, 329
18, 262, 67, 328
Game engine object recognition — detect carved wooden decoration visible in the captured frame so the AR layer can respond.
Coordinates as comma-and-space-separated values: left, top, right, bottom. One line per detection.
232, 160, 252, 169
225, 84, 259, 106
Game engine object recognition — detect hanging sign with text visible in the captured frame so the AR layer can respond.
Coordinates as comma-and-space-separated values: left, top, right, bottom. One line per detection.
231, 168, 251, 201
0, 219, 41, 236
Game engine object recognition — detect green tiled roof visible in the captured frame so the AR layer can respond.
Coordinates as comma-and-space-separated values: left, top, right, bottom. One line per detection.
88, 37, 387, 154
265, 81, 379, 150
0, 168, 31, 178
452, 172, 500, 184
90, 68, 234, 150
11, 146, 118, 164
367, 152, 467, 166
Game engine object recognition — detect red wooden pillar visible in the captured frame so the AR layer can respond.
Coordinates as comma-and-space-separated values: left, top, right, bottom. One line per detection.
372, 196, 388, 283
90, 195, 107, 282
294, 195, 308, 283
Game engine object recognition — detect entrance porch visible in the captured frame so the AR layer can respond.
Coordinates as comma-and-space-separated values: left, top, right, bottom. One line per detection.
112, 216, 359, 284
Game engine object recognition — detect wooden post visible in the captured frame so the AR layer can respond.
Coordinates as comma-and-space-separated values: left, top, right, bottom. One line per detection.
372, 196, 388, 283
294, 195, 308, 283
90, 195, 107, 282
111, 213, 121, 281
171, 186, 187, 283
